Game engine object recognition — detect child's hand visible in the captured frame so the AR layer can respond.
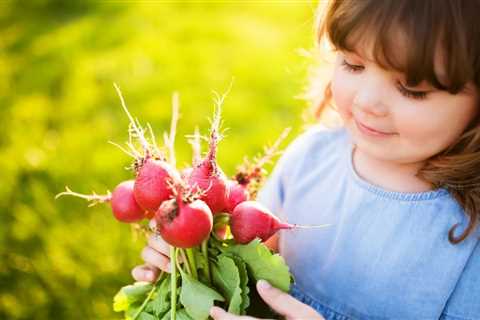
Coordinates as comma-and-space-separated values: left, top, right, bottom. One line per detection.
131, 221, 172, 282
210, 280, 324, 320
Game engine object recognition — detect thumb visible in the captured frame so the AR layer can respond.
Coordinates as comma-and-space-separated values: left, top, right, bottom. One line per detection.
210, 306, 229, 320
256, 280, 319, 319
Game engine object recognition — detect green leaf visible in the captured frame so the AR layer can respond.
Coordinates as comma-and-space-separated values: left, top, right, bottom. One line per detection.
125, 304, 142, 320
194, 249, 208, 273
228, 287, 243, 314
145, 277, 171, 317
177, 308, 194, 320
160, 310, 170, 320
179, 270, 225, 320
137, 312, 157, 320
113, 282, 153, 312
225, 239, 291, 292
161, 308, 194, 320
230, 255, 250, 314
211, 255, 242, 314
211, 255, 240, 301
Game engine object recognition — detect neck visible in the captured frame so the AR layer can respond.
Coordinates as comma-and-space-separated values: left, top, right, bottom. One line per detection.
352, 146, 433, 193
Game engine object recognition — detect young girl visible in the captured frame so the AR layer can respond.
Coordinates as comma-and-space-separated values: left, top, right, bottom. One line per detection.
133, 0, 480, 319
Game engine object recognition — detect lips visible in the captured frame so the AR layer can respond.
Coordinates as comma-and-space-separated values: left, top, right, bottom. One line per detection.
354, 119, 396, 137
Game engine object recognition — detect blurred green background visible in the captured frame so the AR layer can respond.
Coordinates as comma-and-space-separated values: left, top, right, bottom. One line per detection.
0, 1, 321, 319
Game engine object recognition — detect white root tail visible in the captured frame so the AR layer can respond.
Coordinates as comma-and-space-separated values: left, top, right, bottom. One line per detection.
207, 81, 232, 163
168, 91, 180, 167
55, 186, 111, 207
187, 126, 202, 166
113, 83, 151, 158
289, 223, 332, 229
255, 127, 291, 169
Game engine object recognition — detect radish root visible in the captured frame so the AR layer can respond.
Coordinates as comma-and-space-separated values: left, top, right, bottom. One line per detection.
113, 83, 152, 158
187, 126, 202, 166
55, 186, 111, 207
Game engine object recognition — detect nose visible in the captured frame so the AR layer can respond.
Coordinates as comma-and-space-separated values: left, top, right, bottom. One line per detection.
352, 77, 389, 117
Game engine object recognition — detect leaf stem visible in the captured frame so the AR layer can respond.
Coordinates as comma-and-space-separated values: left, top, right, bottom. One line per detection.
201, 239, 211, 285
179, 249, 192, 276
185, 248, 198, 279
170, 246, 177, 320
132, 271, 165, 320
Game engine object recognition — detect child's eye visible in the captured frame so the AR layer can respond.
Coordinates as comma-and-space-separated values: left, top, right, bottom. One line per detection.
395, 81, 428, 100
341, 59, 364, 73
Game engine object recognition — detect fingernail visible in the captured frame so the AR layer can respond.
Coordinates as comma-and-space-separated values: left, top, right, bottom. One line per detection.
145, 271, 154, 281
149, 219, 157, 230
166, 262, 171, 272
257, 280, 271, 290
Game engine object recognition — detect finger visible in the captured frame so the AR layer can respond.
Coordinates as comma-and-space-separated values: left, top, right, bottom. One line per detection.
209, 307, 258, 320
209, 307, 234, 320
131, 264, 159, 282
147, 235, 184, 263
141, 246, 171, 272
148, 233, 170, 256
149, 218, 157, 230
256, 281, 319, 319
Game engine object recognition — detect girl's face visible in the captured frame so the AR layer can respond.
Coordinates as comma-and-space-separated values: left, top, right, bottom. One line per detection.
331, 46, 479, 165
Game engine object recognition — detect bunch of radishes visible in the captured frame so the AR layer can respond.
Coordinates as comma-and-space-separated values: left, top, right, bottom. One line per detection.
56, 84, 301, 248
56, 84, 328, 320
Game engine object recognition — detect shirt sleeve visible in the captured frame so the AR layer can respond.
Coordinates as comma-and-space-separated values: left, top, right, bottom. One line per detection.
440, 239, 480, 320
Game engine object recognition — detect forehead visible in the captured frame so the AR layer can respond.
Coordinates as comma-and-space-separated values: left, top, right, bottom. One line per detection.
345, 28, 449, 85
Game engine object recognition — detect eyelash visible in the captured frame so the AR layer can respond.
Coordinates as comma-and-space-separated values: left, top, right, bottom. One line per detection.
340, 59, 428, 100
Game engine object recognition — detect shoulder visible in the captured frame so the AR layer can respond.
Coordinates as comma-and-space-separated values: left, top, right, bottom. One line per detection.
285, 124, 347, 153
276, 124, 348, 176
256, 124, 348, 216
441, 237, 480, 319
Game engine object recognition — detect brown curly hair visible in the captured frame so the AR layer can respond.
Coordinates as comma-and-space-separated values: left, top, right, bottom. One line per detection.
312, 0, 480, 244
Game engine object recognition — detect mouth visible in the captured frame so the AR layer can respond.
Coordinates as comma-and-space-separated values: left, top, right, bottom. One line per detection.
354, 119, 397, 137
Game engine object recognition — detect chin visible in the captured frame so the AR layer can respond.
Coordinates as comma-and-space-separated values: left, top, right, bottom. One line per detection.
346, 124, 404, 162
356, 139, 399, 160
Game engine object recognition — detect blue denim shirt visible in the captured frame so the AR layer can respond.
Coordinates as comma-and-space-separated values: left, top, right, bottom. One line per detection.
257, 126, 480, 320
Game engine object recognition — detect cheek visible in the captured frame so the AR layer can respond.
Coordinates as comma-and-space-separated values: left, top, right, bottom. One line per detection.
331, 69, 354, 120
394, 96, 478, 159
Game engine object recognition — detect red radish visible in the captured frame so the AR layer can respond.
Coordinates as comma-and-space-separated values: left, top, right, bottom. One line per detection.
213, 224, 228, 240
55, 180, 145, 223
144, 210, 155, 219
110, 180, 145, 222
189, 161, 228, 214
154, 196, 213, 248
230, 201, 289, 244
230, 201, 331, 244
134, 158, 180, 213
188, 104, 229, 214
181, 167, 193, 180
224, 180, 249, 213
